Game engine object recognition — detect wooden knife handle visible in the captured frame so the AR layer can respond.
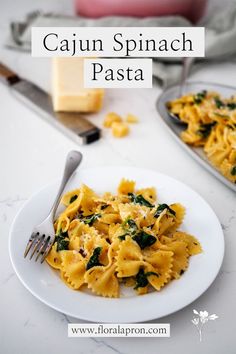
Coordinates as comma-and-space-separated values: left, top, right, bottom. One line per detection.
0, 62, 20, 85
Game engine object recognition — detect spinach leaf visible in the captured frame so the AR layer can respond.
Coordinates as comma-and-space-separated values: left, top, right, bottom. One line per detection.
134, 268, 159, 289
56, 237, 69, 251
118, 234, 127, 241
122, 218, 138, 235
194, 90, 207, 104
154, 204, 176, 218
120, 219, 156, 249
86, 247, 103, 270
128, 193, 153, 208
69, 195, 78, 203
118, 218, 138, 241
133, 231, 156, 249
227, 102, 236, 110
79, 213, 101, 226
197, 122, 216, 138
214, 97, 225, 109
55, 230, 69, 251
213, 112, 229, 119
231, 166, 236, 176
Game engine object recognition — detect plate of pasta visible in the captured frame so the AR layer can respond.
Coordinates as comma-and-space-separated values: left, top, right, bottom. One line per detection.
9, 166, 224, 322
156, 81, 236, 192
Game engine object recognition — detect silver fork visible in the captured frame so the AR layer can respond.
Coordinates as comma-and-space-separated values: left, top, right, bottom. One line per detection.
24, 150, 83, 263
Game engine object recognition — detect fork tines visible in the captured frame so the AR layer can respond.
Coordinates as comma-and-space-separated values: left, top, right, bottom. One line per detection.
24, 232, 52, 263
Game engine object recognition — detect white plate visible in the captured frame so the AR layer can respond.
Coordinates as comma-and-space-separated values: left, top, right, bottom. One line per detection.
9, 166, 224, 323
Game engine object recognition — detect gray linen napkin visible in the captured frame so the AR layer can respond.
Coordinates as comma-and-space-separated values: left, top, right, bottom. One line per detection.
6, 5, 236, 87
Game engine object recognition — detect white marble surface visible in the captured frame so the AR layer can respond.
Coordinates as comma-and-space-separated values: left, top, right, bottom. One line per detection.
0, 1, 236, 354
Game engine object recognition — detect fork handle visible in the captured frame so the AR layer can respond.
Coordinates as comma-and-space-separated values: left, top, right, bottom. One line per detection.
49, 150, 83, 219
179, 57, 195, 97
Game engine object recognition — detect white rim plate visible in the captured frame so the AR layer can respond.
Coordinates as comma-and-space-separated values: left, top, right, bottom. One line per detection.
9, 166, 224, 323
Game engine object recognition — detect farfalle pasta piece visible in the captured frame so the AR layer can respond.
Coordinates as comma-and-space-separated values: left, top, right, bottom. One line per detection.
85, 240, 120, 297
61, 189, 80, 206
84, 237, 110, 266
159, 240, 189, 279
92, 220, 109, 236
108, 223, 123, 242
60, 251, 86, 289
135, 187, 157, 203
168, 90, 236, 183
78, 184, 99, 215
117, 178, 136, 195
99, 213, 121, 225
172, 231, 202, 255
46, 179, 202, 297
68, 219, 84, 239
46, 243, 62, 270
220, 158, 236, 183
108, 239, 120, 263
85, 263, 119, 298
69, 236, 81, 251
167, 203, 186, 233
56, 215, 70, 234
116, 238, 144, 277
143, 250, 173, 290
152, 209, 175, 236
136, 285, 149, 295
118, 203, 151, 228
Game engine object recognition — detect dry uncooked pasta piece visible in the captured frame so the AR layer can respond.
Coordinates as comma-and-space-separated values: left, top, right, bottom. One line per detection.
60, 251, 86, 289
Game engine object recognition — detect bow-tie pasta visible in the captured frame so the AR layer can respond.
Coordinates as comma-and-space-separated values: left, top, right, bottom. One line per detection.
46, 179, 202, 297
167, 90, 236, 184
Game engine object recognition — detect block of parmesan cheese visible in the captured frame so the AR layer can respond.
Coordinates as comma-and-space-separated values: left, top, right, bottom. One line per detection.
52, 57, 104, 112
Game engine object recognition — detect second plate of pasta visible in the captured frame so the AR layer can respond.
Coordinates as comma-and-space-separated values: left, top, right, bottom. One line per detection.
9, 166, 224, 323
